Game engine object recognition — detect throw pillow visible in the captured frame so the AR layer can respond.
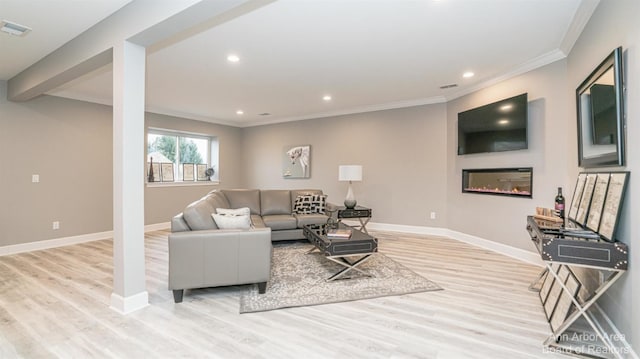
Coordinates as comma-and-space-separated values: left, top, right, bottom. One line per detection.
211, 213, 252, 229
211, 207, 252, 229
293, 194, 326, 214
216, 207, 250, 216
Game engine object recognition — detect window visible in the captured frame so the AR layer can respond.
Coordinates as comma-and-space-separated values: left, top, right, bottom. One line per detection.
147, 128, 218, 183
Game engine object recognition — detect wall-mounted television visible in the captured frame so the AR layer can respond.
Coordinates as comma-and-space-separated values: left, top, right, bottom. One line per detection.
457, 93, 528, 155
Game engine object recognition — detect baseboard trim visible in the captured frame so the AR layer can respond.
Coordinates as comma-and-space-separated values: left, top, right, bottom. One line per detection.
0, 222, 171, 257
0, 220, 542, 266
0, 230, 113, 257
110, 291, 149, 315
143, 222, 171, 232
364, 221, 543, 266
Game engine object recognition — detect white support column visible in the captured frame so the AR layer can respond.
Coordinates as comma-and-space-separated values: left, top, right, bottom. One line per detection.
111, 40, 148, 314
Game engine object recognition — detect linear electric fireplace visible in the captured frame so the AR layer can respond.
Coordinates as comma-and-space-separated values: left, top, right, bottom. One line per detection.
462, 167, 532, 198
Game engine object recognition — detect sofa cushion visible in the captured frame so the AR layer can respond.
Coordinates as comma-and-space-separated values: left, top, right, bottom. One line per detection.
221, 189, 261, 215
204, 190, 231, 211
293, 194, 327, 214
295, 213, 329, 228
251, 215, 267, 228
290, 189, 323, 211
182, 197, 218, 230
260, 190, 292, 216
211, 213, 252, 229
171, 213, 191, 232
262, 214, 297, 230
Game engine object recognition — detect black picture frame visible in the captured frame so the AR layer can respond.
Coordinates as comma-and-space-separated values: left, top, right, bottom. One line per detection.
549, 269, 581, 332
598, 172, 630, 241
182, 163, 195, 181
543, 265, 570, 321
568, 173, 586, 222
196, 164, 208, 181
161, 163, 174, 182
586, 173, 610, 232
575, 173, 597, 226
576, 47, 625, 168
147, 162, 161, 183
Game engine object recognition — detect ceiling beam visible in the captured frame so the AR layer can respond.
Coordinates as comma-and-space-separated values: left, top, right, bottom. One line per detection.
7, 0, 273, 102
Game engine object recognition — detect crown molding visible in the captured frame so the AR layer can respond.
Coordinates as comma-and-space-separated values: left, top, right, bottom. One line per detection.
559, 0, 600, 55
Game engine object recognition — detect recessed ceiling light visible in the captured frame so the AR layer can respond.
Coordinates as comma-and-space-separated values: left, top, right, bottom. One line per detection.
0, 20, 31, 37
227, 54, 240, 63
463, 71, 475, 78
323, 95, 332, 101
236, 110, 244, 115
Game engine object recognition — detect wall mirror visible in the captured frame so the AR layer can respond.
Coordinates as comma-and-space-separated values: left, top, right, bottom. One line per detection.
576, 47, 625, 168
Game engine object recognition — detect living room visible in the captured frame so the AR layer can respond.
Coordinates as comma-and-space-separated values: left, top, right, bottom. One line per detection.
1, 0, 639, 357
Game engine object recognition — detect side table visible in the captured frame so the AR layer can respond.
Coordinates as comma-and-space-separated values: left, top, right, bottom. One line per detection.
337, 206, 372, 234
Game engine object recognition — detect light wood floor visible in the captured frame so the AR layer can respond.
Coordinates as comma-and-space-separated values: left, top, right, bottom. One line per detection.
0, 230, 564, 358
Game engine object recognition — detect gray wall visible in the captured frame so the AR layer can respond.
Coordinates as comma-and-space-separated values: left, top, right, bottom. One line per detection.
566, 0, 640, 348
0, 86, 113, 244
445, 60, 572, 252
241, 104, 448, 228
0, 85, 244, 246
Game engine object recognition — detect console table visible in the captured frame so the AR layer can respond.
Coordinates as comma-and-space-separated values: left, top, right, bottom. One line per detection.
337, 206, 372, 234
527, 216, 628, 358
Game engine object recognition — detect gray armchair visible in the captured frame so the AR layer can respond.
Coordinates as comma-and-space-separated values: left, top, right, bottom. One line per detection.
168, 227, 272, 303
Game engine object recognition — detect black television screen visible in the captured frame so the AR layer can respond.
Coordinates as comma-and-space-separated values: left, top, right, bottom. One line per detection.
457, 93, 528, 155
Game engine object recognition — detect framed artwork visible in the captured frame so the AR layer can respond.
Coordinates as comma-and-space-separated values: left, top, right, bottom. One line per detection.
196, 164, 208, 181
283, 145, 311, 179
182, 163, 195, 181
539, 269, 553, 305
147, 162, 161, 182
543, 265, 570, 321
161, 163, 174, 182
575, 173, 597, 226
586, 173, 610, 232
568, 173, 586, 222
549, 270, 581, 332
599, 172, 630, 241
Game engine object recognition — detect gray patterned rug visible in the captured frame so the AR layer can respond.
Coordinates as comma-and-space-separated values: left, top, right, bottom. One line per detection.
239, 242, 442, 313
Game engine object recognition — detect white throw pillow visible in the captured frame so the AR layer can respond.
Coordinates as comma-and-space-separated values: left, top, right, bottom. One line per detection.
211, 213, 252, 229
216, 207, 250, 216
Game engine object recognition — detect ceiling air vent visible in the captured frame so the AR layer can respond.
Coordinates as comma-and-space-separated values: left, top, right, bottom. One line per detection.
259, 113, 271, 116
439, 84, 458, 89
0, 20, 31, 37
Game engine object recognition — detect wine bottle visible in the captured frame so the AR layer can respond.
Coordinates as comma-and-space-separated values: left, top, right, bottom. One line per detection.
554, 187, 565, 219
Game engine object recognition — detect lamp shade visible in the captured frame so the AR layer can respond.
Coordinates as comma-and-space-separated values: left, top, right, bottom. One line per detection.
338, 165, 362, 182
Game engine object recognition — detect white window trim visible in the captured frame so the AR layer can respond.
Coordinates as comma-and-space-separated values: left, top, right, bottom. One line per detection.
146, 127, 219, 185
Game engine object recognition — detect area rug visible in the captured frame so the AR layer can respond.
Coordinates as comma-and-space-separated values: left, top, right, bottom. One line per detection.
239, 242, 442, 313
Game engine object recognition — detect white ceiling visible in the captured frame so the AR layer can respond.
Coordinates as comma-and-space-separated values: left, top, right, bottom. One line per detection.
0, 0, 132, 79
2, 0, 593, 127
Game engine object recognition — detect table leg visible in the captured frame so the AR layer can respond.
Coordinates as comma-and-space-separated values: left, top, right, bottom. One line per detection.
326, 254, 374, 281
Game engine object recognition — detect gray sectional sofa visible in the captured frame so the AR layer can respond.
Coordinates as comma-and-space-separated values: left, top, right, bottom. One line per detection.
168, 189, 331, 303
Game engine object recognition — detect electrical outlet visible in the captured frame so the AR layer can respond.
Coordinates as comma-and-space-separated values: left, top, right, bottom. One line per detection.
430, 212, 436, 220
52, 221, 60, 230
32, 174, 39, 183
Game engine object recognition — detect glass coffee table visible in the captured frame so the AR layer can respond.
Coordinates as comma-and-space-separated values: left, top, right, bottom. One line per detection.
302, 222, 378, 281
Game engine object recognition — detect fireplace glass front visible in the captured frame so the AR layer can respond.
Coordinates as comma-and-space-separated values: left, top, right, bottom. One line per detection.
462, 168, 532, 198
